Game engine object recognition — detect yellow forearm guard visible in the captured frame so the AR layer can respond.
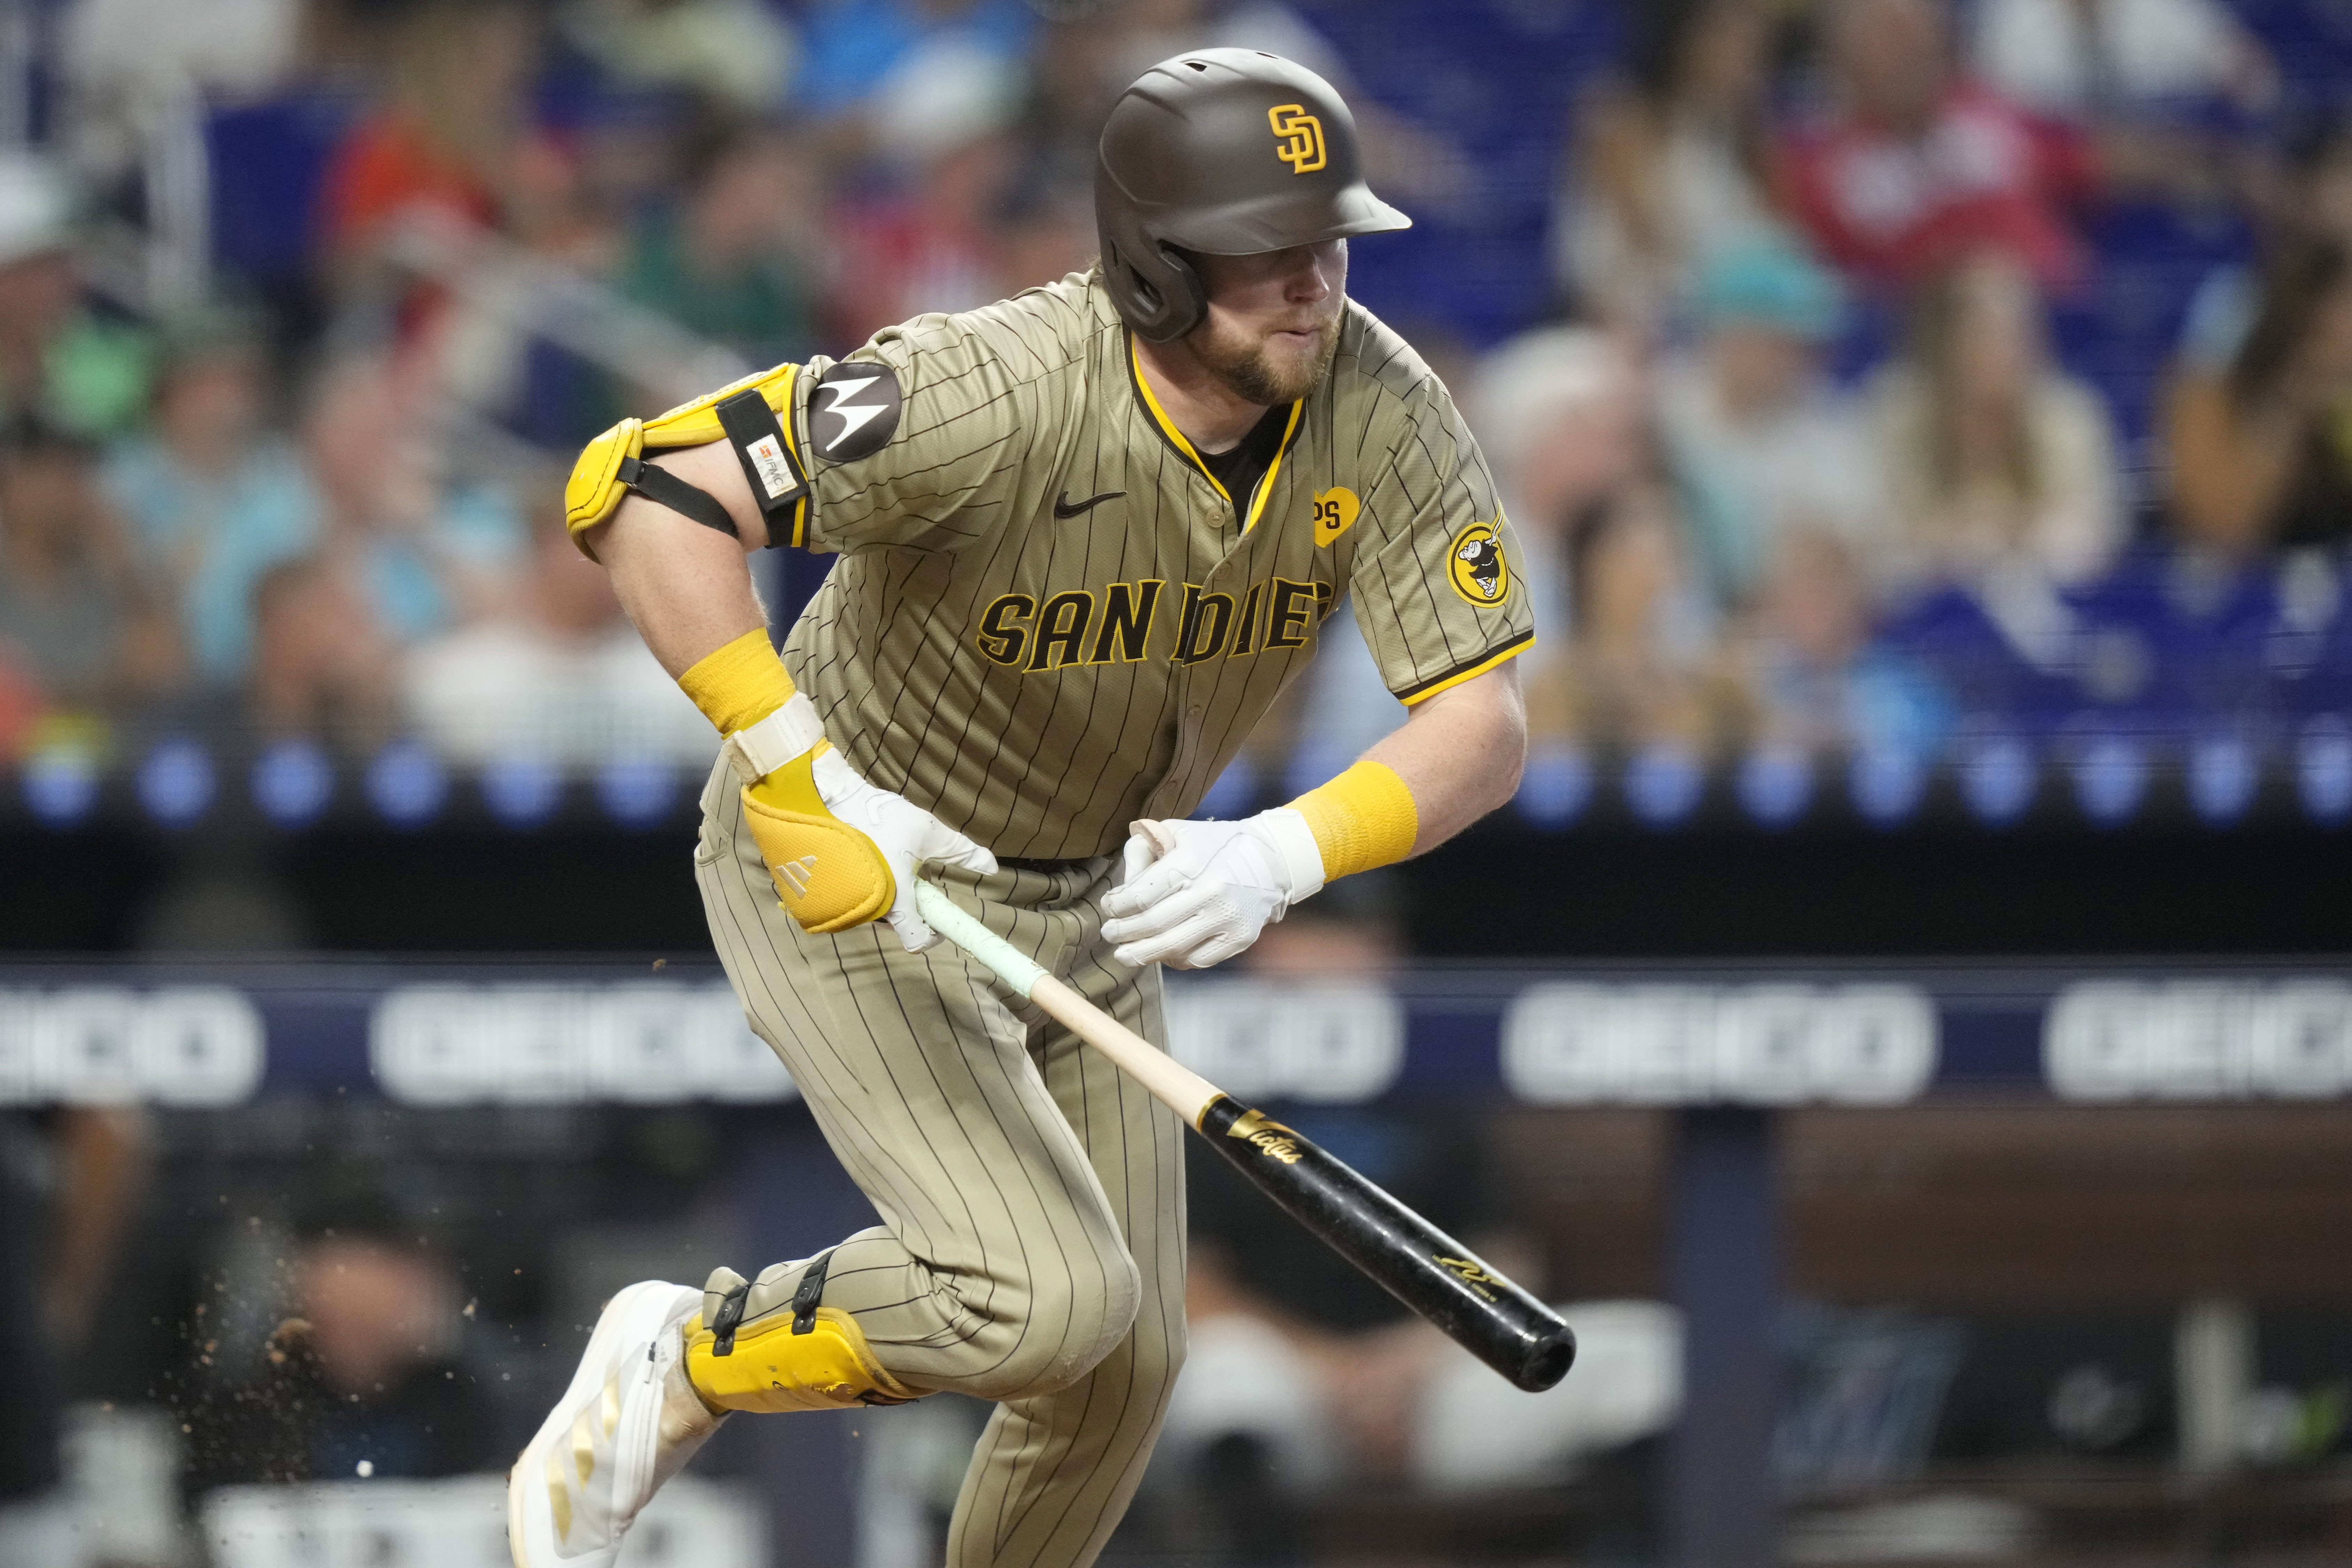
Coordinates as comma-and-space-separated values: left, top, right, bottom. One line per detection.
563, 361, 802, 547
683, 1306, 916, 1414
742, 746, 895, 932
1288, 760, 1419, 881
678, 628, 796, 736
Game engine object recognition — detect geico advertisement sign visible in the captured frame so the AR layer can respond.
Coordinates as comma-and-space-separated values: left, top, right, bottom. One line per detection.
2045, 980, 2352, 1101
1501, 983, 1938, 1106
1165, 980, 1405, 1103
370, 983, 794, 1105
0, 988, 264, 1105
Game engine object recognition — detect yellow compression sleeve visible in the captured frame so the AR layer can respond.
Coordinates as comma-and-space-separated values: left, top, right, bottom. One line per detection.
677, 628, 796, 736
1287, 760, 1419, 881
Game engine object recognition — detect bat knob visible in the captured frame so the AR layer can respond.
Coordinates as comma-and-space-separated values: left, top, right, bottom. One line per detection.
1513, 1325, 1578, 1393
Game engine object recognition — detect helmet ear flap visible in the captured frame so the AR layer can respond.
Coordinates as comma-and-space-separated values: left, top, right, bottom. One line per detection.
1101, 234, 1205, 343
1148, 245, 1206, 341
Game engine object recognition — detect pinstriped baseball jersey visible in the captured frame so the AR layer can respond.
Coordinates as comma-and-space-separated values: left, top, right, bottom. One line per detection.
775, 268, 1532, 861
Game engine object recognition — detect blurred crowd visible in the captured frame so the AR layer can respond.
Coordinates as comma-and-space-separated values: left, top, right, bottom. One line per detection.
0, 0, 2346, 789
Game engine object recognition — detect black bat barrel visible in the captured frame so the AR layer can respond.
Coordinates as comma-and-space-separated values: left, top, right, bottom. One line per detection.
1196, 1096, 1576, 1393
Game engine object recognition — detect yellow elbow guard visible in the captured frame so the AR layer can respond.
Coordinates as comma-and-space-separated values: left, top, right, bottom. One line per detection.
564, 361, 807, 552
742, 746, 896, 932
1287, 760, 1419, 881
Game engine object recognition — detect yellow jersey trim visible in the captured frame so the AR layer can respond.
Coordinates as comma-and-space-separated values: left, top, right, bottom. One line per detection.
1240, 400, 1304, 535
1126, 336, 1302, 526
1129, 337, 1231, 503
1395, 630, 1536, 707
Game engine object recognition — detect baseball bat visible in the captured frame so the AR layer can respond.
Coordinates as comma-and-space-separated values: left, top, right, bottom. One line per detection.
912, 879, 1576, 1394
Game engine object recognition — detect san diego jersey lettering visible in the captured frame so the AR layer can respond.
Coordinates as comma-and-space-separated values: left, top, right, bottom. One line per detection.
776, 269, 1533, 860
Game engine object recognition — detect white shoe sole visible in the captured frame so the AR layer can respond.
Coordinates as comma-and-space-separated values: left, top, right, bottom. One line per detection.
509, 1279, 703, 1568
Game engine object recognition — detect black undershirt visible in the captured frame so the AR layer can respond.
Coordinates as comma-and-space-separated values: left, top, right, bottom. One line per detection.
1195, 402, 1291, 512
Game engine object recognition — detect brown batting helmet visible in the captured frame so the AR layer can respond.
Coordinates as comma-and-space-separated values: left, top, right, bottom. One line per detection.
1095, 49, 1411, 343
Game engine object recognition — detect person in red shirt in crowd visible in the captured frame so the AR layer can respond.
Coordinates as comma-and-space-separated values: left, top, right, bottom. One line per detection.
1777, 0, 2101, 294
822, 41, 1024, 346
321, 4, 531, 258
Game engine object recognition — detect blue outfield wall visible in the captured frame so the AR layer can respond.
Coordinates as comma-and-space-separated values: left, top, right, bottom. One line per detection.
3, 959, 2347, 1109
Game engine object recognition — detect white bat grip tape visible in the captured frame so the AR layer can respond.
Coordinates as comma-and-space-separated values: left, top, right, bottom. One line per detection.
914, 881, 1045, 997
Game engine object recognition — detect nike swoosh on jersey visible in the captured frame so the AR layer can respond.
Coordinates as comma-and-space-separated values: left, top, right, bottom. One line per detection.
1053, 489, 1126, 518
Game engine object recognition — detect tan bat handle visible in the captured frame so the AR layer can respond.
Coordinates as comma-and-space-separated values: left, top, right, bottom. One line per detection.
913, 879, 1223, 1128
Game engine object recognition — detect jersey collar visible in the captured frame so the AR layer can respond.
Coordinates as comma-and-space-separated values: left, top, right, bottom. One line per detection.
1126, 332, 1304, 535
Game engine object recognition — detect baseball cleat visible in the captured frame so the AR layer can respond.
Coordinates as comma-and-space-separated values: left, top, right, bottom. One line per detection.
509, 1280, 722, 1567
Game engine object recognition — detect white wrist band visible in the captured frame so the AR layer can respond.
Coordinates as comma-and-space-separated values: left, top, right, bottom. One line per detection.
1260, 807, 1327, 903
723, 691, 827, 784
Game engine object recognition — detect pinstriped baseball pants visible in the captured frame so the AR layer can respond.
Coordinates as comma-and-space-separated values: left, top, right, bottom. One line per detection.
693, 761, 1187, 1568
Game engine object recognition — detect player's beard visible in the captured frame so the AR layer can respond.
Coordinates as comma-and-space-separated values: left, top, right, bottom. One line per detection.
1189, 312, 1342, 407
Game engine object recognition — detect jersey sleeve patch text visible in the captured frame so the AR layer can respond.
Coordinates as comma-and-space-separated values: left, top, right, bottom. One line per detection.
809, 362, 903, 464
1448, 518, 1510, 605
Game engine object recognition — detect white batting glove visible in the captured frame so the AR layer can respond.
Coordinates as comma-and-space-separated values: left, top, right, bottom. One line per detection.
1100, 810, 1326, 970
809, 748, 999, 953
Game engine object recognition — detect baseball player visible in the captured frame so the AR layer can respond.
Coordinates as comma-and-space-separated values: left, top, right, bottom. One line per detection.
510, 49, 1531, 1568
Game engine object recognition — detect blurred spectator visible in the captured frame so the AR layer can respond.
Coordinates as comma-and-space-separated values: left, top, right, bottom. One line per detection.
558, 0, 799, 116
0, 419, 178, 712
2177, 121, 2352, 381
1110, 0, 1350, 88
612, 118, 822, 376
320, 2, 545, 269
303, 353, 526, 644
58, 0, 303, 180
248, 555, 396, 749
1868, 250, 2123, 593
1656, 234, 1882, 605
185, 1199, 496, 1488
0, 153, 154, 441
826, 40, 1022, 342
1969, 0, 2274, 210
0, 653, 39, 760
1561, 0, 1785, 331
1777, 0, 2099, 294
402, 492, 715, 766
1738, 527, 1957, 754
0, 1105, 147, 1568
1523, 479, 1729, 753
1011, 15, 1132, 188
1969, 0, 2274, 130
990, 170, 1100, 304
795, 0, 1036, 122
2166, 238, 2352, 555
102, 311, 320, 689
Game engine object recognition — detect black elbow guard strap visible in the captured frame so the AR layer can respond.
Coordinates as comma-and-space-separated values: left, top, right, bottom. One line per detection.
564, 364, 810, 552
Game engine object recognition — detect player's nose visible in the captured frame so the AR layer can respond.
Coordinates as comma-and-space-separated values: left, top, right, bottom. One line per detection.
1281, 242, 1339, 306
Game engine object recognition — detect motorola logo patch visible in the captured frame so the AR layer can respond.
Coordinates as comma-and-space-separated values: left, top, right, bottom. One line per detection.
809, 362, 902, 463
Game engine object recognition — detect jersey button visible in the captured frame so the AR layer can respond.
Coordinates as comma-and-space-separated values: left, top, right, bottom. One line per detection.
1186, 703, 1205, 719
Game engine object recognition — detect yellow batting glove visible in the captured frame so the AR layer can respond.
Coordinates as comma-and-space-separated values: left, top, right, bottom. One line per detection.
739, 745, 898, 932
682, 630, 997, 951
